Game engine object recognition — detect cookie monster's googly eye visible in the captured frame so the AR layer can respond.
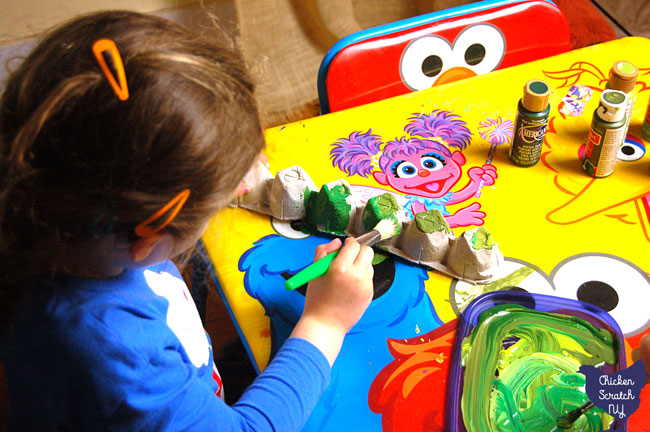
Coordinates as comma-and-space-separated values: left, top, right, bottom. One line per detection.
450, 258, 554, 315
618, 136, 645, 162
391, 161, 418, 178
271, 218, 311, 239
551, 254, 650, 337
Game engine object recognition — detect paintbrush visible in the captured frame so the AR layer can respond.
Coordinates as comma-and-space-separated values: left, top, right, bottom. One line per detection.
556, 401, 595, 429
284, 218, 400, 290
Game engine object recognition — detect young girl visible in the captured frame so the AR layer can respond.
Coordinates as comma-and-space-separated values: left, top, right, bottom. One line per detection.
0, 10, 374, 431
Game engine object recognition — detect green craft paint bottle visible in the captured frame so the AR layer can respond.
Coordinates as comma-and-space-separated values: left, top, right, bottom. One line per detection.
582, 89, 627, 178
508, 79, 551, 167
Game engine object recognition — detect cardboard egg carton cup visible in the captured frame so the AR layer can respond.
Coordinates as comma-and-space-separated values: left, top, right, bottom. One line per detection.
234, 163, 503, 284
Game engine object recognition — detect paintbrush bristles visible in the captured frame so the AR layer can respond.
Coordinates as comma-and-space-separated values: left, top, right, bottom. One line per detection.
357, 218, 400, 247
374, 218, 400, 240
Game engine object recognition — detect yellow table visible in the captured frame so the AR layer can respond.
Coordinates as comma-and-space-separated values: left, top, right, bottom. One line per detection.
202, 37, 650, 431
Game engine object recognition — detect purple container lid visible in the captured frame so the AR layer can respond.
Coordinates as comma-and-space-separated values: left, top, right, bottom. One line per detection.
444, 291, 627, 431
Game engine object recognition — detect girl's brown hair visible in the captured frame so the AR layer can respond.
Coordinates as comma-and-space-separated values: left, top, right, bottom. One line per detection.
0, 10, 265, 330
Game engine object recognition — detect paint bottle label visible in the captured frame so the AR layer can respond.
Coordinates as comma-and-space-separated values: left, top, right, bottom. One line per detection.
509, 113, 548, 167
622, 93, 636, 137
509, 80, 551, 167
582, 125, 625, 177
643, 97, 650, 141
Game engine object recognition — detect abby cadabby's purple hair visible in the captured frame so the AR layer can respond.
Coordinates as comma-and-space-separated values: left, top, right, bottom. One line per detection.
330, 110, 472, 178
379, 136, 452, 174
330, 130, 383, 177
405, 110, 472, 150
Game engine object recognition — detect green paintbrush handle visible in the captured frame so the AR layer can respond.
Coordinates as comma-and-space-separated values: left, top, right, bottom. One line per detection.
284, 250, 339, 290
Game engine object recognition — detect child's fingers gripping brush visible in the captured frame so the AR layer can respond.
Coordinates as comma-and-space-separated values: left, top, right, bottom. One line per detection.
284, 218, 400, 290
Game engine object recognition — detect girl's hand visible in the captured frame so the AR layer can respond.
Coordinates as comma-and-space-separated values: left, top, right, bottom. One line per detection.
290, 237, 374, 365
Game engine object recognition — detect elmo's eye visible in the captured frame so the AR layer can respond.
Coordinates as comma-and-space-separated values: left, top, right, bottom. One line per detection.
272, 218, 310, 239
400, 24, 505, 91
422, 55, 443, 77
453, 24, 505, 75
391, 161, 418, 178
551, 254, 650, 337
421, 153, 445, 171
464, 43, 486, 66
400, 35, 453, 91
618, 136, 645, 162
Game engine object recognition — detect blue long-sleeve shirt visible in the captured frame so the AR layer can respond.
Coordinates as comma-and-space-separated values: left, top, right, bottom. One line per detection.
1, 260, 330, 431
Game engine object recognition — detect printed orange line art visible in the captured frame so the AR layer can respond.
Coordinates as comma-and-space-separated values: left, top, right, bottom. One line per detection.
552, 175, 576, 196
543, 61, 607, 90
635, 67, 650, 92
604, 213, 637, 225
635, 197, 650, 243
540, 151, 558, 173
546, 178, 650, 226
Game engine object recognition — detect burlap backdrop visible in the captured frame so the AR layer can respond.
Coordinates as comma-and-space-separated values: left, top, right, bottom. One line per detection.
234, 0, 449, 127
234, 0, 616, 127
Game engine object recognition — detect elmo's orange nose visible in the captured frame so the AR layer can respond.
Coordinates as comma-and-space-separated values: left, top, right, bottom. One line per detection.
434, 67, 477, 86
418, 169, 430, 177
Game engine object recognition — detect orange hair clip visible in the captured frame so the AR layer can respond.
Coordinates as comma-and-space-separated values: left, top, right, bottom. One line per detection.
135, 189, 191, 237
92, 39, 129, 101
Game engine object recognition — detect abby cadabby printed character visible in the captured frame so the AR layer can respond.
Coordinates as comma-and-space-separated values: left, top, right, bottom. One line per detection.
330, 110, 497, 228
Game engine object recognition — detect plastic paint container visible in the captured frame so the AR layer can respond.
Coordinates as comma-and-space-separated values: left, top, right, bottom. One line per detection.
445, 291, 626, 432
508, 79, 551, 167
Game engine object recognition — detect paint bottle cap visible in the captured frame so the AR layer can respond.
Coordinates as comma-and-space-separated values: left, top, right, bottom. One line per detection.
608, 61, 638, 93
522, 79, 551, 112
597, 89, 627, 122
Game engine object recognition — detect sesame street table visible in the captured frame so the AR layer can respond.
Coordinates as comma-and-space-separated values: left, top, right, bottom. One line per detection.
201, 37, 650, 431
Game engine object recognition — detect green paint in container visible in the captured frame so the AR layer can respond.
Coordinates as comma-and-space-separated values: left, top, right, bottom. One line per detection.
508, 80, 551, 167
582, 89, 627, 178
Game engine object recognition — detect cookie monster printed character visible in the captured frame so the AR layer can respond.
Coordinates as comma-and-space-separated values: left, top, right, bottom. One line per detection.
239, 231, 443, 431
330, 110, 498, 227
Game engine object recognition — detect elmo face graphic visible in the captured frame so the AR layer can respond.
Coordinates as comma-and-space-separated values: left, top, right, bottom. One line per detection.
319, 0, 570, 112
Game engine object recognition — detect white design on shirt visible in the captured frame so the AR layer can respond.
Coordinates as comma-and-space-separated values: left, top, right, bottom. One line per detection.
144, 270, 210, 368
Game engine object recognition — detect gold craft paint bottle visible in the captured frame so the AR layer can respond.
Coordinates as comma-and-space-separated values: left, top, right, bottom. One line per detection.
582, 89, 627, 178
606, 61, 638, 140
509, 80, 551, 167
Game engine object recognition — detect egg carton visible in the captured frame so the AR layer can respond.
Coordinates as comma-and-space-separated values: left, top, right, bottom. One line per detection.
234, 163, 503, 284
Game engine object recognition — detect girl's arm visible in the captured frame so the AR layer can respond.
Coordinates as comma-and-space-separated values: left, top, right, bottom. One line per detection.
290, 237, 374, 365
221, 237, 373, 430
